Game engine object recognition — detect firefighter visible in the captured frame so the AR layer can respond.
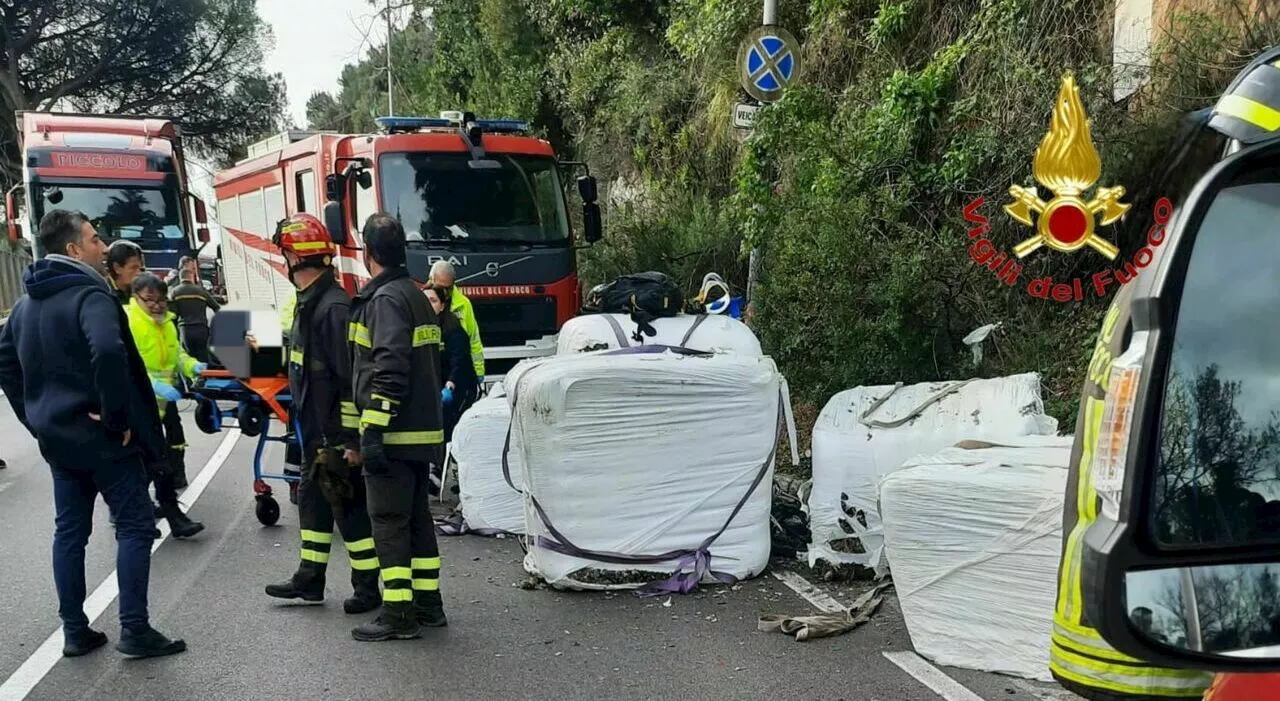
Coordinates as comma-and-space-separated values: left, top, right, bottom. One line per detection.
264, 214, 381, 615
169, 256, 220, 363
348, 213, 448, 641
428, 260, 485, 387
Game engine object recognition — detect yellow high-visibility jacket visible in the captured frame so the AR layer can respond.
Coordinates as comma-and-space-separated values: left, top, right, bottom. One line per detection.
451, 287, 485, 378
126, 299, 200, 419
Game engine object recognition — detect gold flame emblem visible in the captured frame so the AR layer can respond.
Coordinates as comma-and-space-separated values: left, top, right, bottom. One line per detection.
1004, 73, 1128, 260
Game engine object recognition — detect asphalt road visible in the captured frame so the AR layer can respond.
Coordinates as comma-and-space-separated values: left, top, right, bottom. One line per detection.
0, 398, 1081, 701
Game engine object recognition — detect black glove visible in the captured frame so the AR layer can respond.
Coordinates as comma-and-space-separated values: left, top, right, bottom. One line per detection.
360, 430, 389, 476
315, 446, 354, 505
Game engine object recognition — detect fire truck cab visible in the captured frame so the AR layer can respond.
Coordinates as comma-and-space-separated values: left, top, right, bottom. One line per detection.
212, 112, 602, 383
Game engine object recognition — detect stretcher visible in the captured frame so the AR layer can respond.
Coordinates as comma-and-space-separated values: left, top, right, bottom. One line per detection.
189, 368, 302, 526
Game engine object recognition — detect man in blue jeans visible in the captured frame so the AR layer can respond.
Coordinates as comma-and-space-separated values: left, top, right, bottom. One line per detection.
0, 210, 186, 659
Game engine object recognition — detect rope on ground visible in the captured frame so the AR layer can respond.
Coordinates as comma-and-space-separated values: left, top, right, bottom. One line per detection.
758, 580, 893, 642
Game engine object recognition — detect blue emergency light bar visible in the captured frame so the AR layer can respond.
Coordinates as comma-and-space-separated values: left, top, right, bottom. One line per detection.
375, 115, 531, 135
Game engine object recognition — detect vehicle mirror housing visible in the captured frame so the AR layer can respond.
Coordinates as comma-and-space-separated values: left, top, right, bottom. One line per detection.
582, 202, 602, 244
192, 195, 208, 224
1084, 135, 1280, 673
356, 169, 373, 190
5, 185, 22, 242
325, 174, 344, 202
197, 227, 210, 243
323, 201, 348, 247
578, 175, 598, 204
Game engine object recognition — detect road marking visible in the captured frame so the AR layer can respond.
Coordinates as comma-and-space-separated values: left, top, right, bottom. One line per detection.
883, 651, 988, 701
771, 570, 847, 613
0, 430, 241, 701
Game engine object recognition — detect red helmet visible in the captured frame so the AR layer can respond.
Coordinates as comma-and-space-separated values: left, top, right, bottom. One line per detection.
272, 213, 335, 266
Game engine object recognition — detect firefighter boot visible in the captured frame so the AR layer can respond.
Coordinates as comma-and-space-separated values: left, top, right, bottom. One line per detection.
413, 590, 448, 628
351, 603, 421, 642
265, 572, 325, 603
159, 503, 205, 539
344, 570, 382, 615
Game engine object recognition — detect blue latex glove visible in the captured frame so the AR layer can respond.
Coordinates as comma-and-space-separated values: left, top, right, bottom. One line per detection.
193, 362, 208, 375
441, 386, 454, 405
153, 381, 182, 403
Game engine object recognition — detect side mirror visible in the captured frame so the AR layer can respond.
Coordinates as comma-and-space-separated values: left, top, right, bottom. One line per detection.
325, 174, 344, 202
6, 184, 24, 242
323, 200, 348, 247
356, 169, 372, 190
197, 227, 210, 243
1085, 134, 1280, 673
578, 175, 598, 204
581, 202, 602, 244
192, 195, 208, 224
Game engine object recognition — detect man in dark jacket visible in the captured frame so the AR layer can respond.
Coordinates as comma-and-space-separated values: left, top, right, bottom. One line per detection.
0, 210, 186, 659
348, 213, 448, 642
169, 256, 220, 363
264, 214, 380, 615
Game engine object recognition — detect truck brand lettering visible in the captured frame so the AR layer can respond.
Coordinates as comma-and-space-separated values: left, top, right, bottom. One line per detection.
427, 255, 469, 267
461, 285, 537, 297
52, 152, 147, 172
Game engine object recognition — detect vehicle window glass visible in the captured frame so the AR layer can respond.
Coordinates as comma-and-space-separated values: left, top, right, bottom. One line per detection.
296, 170, 316, 213
353, 173, 377, 232
1154, 175, 1280, 547
38, 185, 184, 241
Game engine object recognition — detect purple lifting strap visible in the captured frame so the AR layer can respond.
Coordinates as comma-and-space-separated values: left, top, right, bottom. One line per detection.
502, 363, 783, 597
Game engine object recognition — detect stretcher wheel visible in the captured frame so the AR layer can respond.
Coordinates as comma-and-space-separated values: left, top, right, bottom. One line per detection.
255, 495, 280, 526
239, 404, 267, 437
194, 400, 221, 434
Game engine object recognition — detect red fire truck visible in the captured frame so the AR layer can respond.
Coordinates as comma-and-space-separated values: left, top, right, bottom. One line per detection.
6, 111, 210, 274
211, 112, 602, 383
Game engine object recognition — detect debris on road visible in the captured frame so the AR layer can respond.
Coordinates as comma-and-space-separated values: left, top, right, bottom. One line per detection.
758, 581, 892, 642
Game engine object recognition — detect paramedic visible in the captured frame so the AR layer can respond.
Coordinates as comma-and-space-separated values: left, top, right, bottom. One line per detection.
428, 260, 485, 386
105, 240, 145, 305
0, 210, 185, 658
264, 214, 380, 616
348, 213, 448, 641
126, 273, 205, 538
169, 256, 221, 363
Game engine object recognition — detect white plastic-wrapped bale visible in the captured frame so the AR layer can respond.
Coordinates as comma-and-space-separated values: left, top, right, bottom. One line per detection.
509, 349, 781, 591
451, 390, 526, 535
879, 436, 1073, 681
555, 313, 762, 356
806, 373, 1059, 573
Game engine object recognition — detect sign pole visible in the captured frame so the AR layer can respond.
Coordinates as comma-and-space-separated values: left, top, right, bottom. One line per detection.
746, 0, 777, 320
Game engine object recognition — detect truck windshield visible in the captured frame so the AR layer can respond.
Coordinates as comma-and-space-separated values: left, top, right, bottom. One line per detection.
37, 184, 185, 244
379, 152, 570, 245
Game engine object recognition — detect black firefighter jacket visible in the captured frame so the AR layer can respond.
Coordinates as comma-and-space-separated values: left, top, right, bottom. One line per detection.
289, 269, 359, 454
349, 266, 445, 460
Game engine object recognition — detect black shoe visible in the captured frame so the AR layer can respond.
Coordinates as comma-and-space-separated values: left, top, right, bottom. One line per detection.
413, 590, 449, 628
265, 578, 325, 603
63, 628, 108, 657
160, 504, 204, 539
343, 592, 381, 615
116, 627, 186, 658
352, 604, 420, 642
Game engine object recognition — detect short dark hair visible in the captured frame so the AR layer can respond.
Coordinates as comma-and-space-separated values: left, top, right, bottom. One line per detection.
132, 272, 167, 298
38, 210, 92, 256
361, 213, 407, 267
106, 239, 144, 276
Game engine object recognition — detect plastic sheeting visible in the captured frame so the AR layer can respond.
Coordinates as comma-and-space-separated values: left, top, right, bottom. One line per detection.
451, 389, 526, 535
806, 373, 1058, 572
509, 349, 781, 591
555, 313, 763, 356
879, 436, 1073, 681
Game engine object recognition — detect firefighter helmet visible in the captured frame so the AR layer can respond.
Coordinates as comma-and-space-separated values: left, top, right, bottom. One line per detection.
272, 213, 335, 269
1208, 45, 1280, 147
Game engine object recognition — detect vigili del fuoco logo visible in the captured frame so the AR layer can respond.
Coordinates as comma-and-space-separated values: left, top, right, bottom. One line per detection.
961, 72, 1173, 302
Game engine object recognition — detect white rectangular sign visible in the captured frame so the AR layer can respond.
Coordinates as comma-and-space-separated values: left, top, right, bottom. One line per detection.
734, 103, 761, 129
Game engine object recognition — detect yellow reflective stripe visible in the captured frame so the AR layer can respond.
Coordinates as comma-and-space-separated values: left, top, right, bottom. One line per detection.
340, 401, 359, 416
348, 322, 371, 348
383, 589, 413, 603
361, 410, 393, 427
341, 415, 360, 429
301, 550, 330, 564
1050, 641, 1211, 694
1215, 93, 1280, 132
350, 557, 380, 571
301, 529, 333, 544
412, 579, 440, 591
383, 430, 444, 446
1052, 624, 1144, 664
1058, 395, 1106, 624
370, 394, 399, 409
291, 240, 330, 252
289, 349, 304, 365
345, 538, 375, 552
413, 324, 441, 346
381, 566, 412, 582
411, 557, 441, 570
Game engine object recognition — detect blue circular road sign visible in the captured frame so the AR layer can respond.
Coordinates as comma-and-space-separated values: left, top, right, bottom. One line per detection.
738, 26, 801, 103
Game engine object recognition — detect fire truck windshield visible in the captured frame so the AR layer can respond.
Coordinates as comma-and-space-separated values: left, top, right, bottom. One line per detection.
379, 152, 570, 246
36, 184, 185, 245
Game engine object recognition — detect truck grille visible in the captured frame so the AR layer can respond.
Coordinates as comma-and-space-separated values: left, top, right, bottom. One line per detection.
470, 297, 558, 347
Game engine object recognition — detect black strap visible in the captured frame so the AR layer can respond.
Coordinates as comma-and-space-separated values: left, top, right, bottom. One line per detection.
678, 314, 709, 348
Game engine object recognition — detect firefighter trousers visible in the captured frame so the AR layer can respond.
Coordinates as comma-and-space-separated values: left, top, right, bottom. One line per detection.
294, 447, 380, 595
365, 458, 441, 607
151, 401, 187, 507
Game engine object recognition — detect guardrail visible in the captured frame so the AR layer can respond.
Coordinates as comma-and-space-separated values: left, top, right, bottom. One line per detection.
0, 248, 29, 318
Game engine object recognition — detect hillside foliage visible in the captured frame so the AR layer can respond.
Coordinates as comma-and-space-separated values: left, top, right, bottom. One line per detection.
309, 0, 1280, 438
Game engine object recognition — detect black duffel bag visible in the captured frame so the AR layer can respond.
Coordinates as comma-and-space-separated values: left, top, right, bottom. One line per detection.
582, 271, 684, 341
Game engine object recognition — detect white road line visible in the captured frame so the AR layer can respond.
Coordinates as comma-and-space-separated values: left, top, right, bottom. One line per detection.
770, 570, 847, 613
883, 651, 988, 701
0, 430, 241, 701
